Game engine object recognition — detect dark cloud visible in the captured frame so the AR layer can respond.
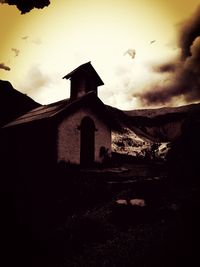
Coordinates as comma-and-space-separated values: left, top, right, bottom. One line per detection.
0, 63, 11, 71
152, 63, 177, 73
0, 0, 50, 14
178, 5, 200, 59
135, 5, 200, 107
11, 48, 20, 57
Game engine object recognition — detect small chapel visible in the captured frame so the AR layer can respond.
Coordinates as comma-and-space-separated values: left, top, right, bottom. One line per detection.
3, 62, 115, 172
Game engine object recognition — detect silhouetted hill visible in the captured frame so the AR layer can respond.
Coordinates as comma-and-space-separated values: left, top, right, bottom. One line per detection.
167, 110, 200, 185
0, 80, 40, 127
123, 103, 200, 118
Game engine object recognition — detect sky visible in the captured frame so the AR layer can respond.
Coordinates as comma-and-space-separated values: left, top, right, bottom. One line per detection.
0, 0, 200, 110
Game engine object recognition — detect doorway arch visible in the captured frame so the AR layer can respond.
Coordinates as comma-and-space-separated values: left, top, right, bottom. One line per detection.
80, 116, 95, 166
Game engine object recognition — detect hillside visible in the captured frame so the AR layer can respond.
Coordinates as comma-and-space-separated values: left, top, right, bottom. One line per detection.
123, 103, 200, 118
0, 80, 40, 127
108, 102, 200, 160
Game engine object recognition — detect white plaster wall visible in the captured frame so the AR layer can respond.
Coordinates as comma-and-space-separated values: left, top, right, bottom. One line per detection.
57, 106, 111, 164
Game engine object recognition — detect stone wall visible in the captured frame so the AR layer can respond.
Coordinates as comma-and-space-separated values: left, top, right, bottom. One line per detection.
57, 106, 111, 165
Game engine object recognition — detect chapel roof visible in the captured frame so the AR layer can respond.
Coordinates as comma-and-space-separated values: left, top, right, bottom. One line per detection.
3, 92, 118, 129
63, 61, 104, 86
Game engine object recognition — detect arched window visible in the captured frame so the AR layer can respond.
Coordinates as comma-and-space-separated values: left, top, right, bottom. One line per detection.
80, 117, 95, 166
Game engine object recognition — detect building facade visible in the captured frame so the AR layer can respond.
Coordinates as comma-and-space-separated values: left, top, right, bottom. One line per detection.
3, 62, 113, 170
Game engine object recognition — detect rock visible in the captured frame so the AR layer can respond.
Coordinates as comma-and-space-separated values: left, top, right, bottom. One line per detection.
116, 199, 128, 205
129, 199, 146, 207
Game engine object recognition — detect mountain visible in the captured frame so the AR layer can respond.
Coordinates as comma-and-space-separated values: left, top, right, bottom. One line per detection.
0, 80, 40, 127
107, 102, 200, 160
123, 103, 200, 118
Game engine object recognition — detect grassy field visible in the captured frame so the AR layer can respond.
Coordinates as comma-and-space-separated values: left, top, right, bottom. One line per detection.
1, 162, 200, 267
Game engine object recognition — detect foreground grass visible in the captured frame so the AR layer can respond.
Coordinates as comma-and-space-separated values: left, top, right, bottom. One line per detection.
1, 163, 200, 267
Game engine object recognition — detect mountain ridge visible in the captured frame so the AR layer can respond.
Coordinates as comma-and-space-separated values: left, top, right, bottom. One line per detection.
123, 102, 200, 118
0, 80, 40, 127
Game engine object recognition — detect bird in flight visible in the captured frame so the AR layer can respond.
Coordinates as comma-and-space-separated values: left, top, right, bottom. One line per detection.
150, 40, 156, 44
22, 36, 28, 40
11, 48, 20, 57
123, 49, 136, 59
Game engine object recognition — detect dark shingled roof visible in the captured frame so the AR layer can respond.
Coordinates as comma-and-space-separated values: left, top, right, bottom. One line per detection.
3, 92, 119, 130
63, 62, 104, 86
3, 98, 70, 128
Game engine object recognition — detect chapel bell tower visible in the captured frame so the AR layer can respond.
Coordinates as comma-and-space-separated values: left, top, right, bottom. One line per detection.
63, 61, 104, 100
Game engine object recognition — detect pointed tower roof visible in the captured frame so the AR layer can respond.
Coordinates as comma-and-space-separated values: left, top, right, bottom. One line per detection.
63, 61, 104, 86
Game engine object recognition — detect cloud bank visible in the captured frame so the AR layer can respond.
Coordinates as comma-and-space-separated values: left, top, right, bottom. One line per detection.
135, 5, 200, 106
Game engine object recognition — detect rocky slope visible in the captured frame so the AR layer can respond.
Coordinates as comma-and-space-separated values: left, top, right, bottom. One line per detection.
108, 103, 200, 160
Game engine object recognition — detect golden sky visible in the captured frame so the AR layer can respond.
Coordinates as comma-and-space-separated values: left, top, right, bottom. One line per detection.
0, 0, 200, 109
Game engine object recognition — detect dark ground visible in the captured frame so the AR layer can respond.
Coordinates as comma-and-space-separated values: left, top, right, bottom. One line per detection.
1, 162, 200, 267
